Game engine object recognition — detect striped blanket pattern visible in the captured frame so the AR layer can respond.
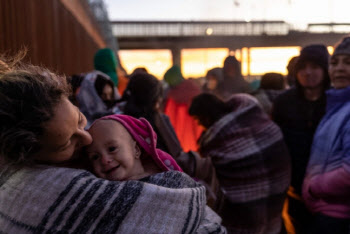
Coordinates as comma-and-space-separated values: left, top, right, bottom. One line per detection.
0, 165, 226, 233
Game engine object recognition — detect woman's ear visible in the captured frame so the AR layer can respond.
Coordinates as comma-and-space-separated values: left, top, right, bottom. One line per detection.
134, 144, 141, 159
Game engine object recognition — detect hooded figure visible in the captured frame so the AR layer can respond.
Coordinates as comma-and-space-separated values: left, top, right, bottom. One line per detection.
272, 44, 330, 233
76, 71, 121, 127
163, 65, 202, 152
189, 93, 291, 234
94, 48, 118, 86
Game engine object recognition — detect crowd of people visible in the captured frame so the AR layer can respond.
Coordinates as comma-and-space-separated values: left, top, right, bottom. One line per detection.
1, 36, 350, 233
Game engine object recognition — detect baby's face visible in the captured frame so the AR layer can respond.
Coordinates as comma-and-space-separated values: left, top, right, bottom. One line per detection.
86, 120, 144, 181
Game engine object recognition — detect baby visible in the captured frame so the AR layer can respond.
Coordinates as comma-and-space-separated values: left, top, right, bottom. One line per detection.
85, 114, 182, 181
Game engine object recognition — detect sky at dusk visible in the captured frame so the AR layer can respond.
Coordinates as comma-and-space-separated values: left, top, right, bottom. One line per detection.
104, 0, 350, 30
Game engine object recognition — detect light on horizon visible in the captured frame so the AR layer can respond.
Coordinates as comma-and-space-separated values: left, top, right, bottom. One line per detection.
206, 27, 213, 35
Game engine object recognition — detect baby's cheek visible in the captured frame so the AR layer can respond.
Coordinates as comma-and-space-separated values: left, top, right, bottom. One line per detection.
92, 162, 103, 178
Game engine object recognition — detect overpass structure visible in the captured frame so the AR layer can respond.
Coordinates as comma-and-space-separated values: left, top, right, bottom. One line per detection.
112, 20, 349, 67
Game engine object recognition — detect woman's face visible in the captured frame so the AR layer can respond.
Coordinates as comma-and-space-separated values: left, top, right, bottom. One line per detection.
296, 61, 324, 89
34, 98, 92, 164
329, 54, 350, 89
86, 120, 144, 181
101, 84, 114, 101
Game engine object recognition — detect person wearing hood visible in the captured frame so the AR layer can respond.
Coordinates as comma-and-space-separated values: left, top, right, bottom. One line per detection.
189, 93, 291, 234
76, 71, 121, 127
302, 37, 350, 234
163, 65, 203, 152
272, 44, 330, 233
219, 56, 253, 99
94, 48, 129, 95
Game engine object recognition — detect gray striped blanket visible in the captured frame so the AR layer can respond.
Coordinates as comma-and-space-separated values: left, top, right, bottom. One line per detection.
198, 94, 291, 234
0, 165, 226, 233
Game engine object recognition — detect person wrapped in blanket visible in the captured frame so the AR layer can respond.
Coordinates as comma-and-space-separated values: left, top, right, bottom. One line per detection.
76, 70, 122, 128
189, 93, 291, 234
0, 55, 226, 233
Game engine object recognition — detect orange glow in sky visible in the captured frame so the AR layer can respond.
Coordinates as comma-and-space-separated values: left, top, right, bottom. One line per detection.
119, 49, 172, 79
181, 48, 229, 78
242, 47, 301, 76
118, 46, 334, 80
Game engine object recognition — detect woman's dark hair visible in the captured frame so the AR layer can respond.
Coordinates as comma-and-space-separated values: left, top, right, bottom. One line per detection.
122, 73, 163, 119
67, 74, 85, 105
0, 53, 70, 165
189, 93, 231, 129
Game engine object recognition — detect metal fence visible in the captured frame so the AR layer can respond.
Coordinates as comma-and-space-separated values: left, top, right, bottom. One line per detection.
0, 0, 111, 76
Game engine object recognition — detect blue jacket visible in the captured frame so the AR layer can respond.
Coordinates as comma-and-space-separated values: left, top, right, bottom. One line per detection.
303, 86, 350, 219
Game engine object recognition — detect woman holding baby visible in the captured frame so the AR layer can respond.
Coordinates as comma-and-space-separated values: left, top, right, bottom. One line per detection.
0, 54, 225, 233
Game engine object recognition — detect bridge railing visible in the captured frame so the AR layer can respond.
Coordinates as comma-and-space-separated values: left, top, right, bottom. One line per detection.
111, 21, 290, 37
307, 23, 350, 33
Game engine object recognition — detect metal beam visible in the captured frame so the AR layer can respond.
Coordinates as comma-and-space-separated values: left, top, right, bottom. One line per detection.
117, 32, 348, 50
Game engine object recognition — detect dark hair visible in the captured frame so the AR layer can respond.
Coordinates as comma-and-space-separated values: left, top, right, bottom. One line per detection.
189, 93, 231, 129
123, 72, 163, 119
260, 72, 285, 90
0, 54, 70, 165
131, 67, 148, 76
223, 55, 242, 78
94, 74, 115, 99
68, 74, 85, 94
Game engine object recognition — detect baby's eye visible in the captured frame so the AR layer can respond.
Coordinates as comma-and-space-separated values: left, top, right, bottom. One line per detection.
90, 154, 99, 161
108, 146, 117, 152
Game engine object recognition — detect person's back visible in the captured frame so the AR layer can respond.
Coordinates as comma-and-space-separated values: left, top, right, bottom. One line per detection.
189, 93, 291, 233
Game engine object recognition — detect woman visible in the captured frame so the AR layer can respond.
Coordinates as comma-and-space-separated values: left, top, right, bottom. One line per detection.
0, 56, 226, 233
302, 37, 350, 233
76, 71, 121, 127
